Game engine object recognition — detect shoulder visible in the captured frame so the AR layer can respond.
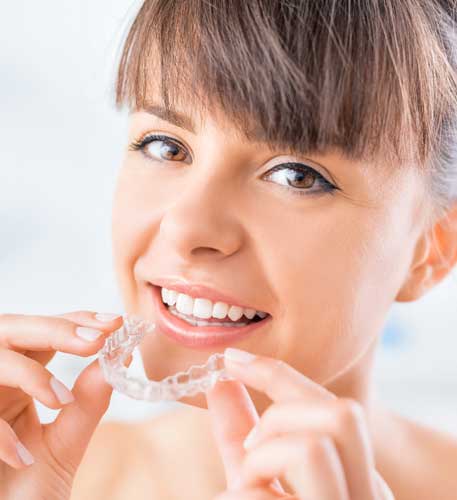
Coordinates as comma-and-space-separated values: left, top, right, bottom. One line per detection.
70, 420, 138, 500
375, 408, 457, 500
70, 408, 196, 500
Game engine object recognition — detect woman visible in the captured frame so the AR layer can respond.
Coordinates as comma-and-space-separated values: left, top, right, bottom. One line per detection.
1, 1, 457, 498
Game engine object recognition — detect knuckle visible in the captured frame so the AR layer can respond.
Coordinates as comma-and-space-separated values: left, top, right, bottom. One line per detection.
302, 435, 332, 464
20, 368, 48, 395
1, 350, 51, 395
335, 398, 365, 431
264, 358, 287, 389
0, 313, 73, 346
0, 313, 16, 342
50, 316, 74, 331
259, 403, 278, 428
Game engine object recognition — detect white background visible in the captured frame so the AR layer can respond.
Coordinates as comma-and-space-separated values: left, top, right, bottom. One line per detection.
1, 1, 456, 436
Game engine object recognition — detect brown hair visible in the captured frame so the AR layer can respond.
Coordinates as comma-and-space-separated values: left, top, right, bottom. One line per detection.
115, 0, 457, 216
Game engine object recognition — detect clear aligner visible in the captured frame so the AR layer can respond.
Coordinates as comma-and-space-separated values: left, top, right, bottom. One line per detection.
97, 313, 236, 402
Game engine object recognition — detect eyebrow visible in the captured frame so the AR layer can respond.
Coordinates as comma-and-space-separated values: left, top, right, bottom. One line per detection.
139, 102, 312, 158
141, 101, 268, 141
142, 103, 197, 134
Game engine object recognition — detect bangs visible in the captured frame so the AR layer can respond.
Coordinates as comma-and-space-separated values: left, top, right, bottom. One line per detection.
115, 0, 457, 168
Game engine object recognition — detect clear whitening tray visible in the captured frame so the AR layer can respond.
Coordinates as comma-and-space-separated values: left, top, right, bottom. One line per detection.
98, 313, 236, 402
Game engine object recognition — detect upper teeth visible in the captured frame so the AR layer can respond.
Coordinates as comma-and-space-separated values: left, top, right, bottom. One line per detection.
160, 287, 268, 321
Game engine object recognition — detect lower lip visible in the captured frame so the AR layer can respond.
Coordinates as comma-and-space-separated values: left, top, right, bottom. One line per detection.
149, 284, 272, 350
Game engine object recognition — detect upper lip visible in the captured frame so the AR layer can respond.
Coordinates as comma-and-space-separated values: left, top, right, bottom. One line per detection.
148, 277, 269, 314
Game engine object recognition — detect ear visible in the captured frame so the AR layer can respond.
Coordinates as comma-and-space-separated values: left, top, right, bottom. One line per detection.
396, 202, 457, 302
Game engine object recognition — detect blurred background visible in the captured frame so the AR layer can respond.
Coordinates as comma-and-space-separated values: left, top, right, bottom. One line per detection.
1, 1, 456, 436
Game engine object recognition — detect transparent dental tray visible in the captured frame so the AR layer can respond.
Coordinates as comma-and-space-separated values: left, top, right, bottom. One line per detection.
97, 313, 235, 402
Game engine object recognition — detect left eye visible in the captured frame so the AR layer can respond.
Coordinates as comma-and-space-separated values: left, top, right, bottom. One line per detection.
129, 134, 190, 163
262, 162, 336, 195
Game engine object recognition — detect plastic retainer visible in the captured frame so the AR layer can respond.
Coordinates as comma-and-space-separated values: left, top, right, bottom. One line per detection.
97, 313, 236, 402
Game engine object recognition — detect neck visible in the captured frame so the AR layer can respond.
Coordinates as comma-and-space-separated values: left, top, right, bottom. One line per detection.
326, 336, 379, 404
248, 335, 381, 436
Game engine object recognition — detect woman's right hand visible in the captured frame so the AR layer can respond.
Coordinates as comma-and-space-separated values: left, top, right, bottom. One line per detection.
0, 310, 123, 500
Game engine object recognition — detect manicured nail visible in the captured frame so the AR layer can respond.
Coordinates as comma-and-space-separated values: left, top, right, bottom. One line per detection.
16, 441, 34, 466
224, 348, 256, 364
243, 425, 259, 450
95, 312, 121, 322
76, 327, 103, 341
50, 376, 75, 405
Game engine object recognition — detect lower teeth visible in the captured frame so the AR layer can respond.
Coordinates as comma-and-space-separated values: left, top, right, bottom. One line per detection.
168, 306, 251, 327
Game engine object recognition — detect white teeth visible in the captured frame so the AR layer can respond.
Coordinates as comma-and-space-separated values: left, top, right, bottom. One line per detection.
212, 301, 229, 319
176, 293, 194, 315
228, 305, 243, 321
193, 298, 213, 319
167, 290, 178, 306
160, 287, 268, 321
243, 308, 256, 320
169, 307, 250, 327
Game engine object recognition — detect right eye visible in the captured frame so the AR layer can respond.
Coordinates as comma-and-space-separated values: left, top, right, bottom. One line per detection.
129, 134, 191, 163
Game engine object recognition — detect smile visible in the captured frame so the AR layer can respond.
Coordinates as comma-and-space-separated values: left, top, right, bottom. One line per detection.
161, 287, 268, 326
148, 284, 272, 350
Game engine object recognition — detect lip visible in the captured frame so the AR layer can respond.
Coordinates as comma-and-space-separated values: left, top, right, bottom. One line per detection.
149, 277, 268, 313
149, 284, 272, 350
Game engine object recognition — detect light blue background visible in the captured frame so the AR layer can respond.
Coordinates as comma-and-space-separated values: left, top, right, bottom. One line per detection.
1, 1, 456, 435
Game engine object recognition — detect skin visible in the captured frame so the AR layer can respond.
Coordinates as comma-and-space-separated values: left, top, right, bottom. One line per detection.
99, 99, 457, 498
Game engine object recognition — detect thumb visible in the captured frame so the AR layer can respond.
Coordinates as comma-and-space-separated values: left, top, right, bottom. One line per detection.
43, 357, 113, 473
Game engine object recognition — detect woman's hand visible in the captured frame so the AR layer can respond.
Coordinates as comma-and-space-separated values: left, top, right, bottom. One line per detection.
0, 311, 122, 500
206, 348, 394, 500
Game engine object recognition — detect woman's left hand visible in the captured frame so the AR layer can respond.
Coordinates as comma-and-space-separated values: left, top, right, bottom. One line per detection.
206, 348, 394, 500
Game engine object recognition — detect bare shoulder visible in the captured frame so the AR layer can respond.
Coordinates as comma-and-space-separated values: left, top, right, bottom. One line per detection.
70, 420, 137, 500
375, 408, 457, 500
70, 408, 205, 500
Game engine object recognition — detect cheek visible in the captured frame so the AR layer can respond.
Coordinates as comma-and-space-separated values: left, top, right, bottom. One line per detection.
111, 168, 164, 301
260, 199, 418, 381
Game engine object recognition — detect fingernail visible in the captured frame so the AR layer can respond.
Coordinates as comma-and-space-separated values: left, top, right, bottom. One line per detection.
95, 312, 121, 322
243, 425, 259, 450
76, 327, 103, 341
50, 376, 75, 405
16, 441, 34, 466
224, 348, 256, 364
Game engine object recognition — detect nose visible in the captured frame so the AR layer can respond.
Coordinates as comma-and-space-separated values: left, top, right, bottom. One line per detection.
157, 179, 244, 263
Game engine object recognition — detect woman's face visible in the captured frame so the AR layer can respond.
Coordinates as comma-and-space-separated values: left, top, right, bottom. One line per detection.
112, 100, 428, 411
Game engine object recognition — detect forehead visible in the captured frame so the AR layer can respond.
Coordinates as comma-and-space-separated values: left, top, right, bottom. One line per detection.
132, 97, 274, 146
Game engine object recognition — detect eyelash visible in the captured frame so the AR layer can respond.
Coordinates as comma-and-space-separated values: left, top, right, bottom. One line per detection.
128, 134, 339, 197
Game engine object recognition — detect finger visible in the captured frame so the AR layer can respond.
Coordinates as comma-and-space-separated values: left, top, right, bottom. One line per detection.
206, 380, 285, 494
244, 399, 377, 498
0, 348, 74, 409
0, 312, 123, 356
206, 380, 260, 488
239, 432, 349, 500
374, 472, 395, 500
214, 486, 286, 500
43, 357, 113, 473
223, 349, 336, 405
0, 418, 34, 469
23, 350, 56, 366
